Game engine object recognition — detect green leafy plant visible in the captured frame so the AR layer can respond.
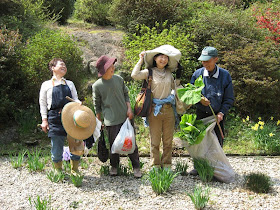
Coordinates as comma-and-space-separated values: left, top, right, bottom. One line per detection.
194, 158, 214, 182
128, 159, 144, 171
144, 167, 178, 195
99, 165, 110, 176
63, 161, 71, 173
175, 160, 188, 176
9, 150, 26, 169
29, 195, 52, 210
177, 114, 208, 145
117, 164, 130, 176
80, 158, 89, 169
187, 185, 210, 210
244, 172, 272, 193
71, 174, 84, 187
26, 149, 45, 172
46, 170, 65, 183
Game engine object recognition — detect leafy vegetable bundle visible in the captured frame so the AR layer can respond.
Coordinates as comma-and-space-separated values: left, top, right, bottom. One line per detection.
177, 114, 208, 145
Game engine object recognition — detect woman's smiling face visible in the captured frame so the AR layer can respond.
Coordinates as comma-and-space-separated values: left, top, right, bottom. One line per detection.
154, 54, 169, 69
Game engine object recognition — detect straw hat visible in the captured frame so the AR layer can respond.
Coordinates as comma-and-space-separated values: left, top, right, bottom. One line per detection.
61, 102, 96, 140
144, 45, 181, 72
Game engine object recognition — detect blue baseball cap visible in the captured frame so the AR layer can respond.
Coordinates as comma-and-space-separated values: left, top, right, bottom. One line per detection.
198, 46, 218, 61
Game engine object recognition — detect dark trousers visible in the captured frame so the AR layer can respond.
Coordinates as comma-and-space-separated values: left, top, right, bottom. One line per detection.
106, 120, 140, 169
196, 110, 224, 148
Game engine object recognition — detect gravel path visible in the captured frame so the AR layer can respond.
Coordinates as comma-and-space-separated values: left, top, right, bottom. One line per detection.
0, 156, 279, 210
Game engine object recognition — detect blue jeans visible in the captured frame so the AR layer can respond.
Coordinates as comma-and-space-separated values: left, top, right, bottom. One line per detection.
51, 136, 80, 162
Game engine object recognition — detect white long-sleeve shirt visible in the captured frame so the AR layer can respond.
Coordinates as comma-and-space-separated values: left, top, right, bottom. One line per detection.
39, 76, 80, 120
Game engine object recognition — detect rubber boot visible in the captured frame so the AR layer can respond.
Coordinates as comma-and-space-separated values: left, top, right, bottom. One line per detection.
53, 161, 62, 171
70, 160, 80, 175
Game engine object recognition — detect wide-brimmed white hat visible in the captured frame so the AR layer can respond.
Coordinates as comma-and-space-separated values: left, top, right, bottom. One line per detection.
144, 45, 181, 72
62, 102, 96, 140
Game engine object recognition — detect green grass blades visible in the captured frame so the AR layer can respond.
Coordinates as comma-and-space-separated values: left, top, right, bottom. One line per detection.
26, 149, 46, 172
175, 160, 188, 176
194, 158, 214, 182
29, 195, 52, 210
9, 150, 27, 169
144, 167, 178, 195
244, 172, 272, 193
71, 173, 84, 187
46, 170, 65, 183
187, 185, 210, 210
117, 164, 130, 176
99, 165, 110, 176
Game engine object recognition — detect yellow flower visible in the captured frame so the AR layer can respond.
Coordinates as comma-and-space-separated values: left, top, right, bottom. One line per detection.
271, 116, 274, 120
246, 116, 250, 121
260, 126, 264, 130
269, 133, 275, 137
251, 124, 259, 131
258, 121, 265, 126
258, 117, 262, 120
277, 120, 280, 126
242, 119, 246, 123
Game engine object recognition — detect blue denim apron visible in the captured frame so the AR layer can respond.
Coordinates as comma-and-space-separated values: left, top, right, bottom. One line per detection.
48, 83, 72, 137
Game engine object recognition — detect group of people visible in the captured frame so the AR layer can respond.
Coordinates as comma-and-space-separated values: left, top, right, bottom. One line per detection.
39, 46, 234, 179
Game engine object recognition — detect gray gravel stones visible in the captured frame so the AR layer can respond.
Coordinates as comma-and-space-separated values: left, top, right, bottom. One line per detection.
0, 156, 279, 209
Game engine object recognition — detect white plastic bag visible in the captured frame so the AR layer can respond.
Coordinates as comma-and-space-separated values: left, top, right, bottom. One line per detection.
111, 118, 136, 155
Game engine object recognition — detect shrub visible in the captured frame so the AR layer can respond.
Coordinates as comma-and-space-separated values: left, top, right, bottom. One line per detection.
220, 40, 280, 118
244, 172, 272, 193
20, 29, 83, 104
123, 23, 198, 84
0, 0, 48, 40
43, 0, 75, 25
109, 0, 186, 33
74, 0, 112, 26
0, 27, 25, 123
193, 158, 214, 182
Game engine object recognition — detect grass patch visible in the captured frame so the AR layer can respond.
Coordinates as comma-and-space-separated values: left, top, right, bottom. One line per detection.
9, 150, 27, 169
188, 185, 210, 210
26, 149, 46, 172
46, 170, 65, 183
71, 174, 84, 187
194, 158, 214, 182
29, 195, 52, 210
244, 172, 272, 193
144, 167, 178, 195
175, 160, 188, 176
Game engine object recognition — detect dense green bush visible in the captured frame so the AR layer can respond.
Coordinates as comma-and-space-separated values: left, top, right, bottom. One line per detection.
43, 0, 75, 25
0, 0, 47, 40
74, 0, 112, 26
20, 29, 84, 104
109, 0, 186, 32
0, 28, 25, 123
221, 40, 280, 118
123, 23, 198, 83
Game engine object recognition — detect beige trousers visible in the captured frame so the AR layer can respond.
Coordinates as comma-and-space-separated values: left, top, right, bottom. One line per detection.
148, 104, 175, 167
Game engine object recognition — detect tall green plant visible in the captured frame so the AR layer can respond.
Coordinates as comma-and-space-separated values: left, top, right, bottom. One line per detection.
20, 29, 83, 104
187, 185, 210, 210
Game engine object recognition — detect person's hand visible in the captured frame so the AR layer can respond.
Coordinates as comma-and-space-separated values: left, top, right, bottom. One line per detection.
127, 108, 134, 120
139, 51, 145, 59
41, 119, 49, 133
200, 96, 210, 106
217, 112, 224, 123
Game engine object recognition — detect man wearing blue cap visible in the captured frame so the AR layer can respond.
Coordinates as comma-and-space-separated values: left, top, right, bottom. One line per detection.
189, 46, 234, 175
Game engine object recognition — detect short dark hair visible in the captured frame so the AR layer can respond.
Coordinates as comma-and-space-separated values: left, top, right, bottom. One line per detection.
152, 53, 169, 68
48, 58, 64, 72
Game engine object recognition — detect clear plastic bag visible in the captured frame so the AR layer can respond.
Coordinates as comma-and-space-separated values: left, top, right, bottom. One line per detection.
111, 118, 136, 155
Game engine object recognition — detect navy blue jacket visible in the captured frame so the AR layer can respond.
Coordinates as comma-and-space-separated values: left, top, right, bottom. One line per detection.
190, 66, 234, 115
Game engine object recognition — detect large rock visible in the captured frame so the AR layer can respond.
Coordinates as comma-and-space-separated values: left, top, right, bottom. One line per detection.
71, 29, 125, 75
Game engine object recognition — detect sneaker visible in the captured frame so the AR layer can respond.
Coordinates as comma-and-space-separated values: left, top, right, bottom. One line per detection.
189, 169, 198, 176
109, 167, 118, 176
133, 168, 142, 178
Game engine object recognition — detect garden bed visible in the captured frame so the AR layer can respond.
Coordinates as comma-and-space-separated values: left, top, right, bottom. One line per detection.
0, 156, 279, 209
